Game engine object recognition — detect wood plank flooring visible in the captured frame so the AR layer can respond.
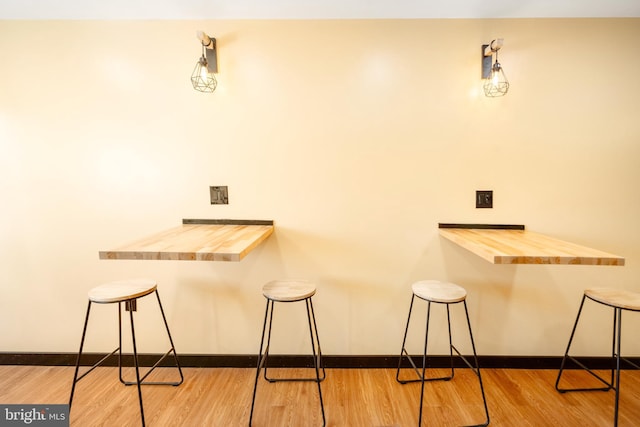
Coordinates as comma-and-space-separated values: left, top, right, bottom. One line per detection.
1, 365, 639, 426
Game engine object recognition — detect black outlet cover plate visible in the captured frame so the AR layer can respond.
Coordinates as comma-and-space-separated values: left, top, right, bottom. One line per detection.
476, 190, 493, 208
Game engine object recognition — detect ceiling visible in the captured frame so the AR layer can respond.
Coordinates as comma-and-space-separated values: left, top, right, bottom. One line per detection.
1, 0, 639, 20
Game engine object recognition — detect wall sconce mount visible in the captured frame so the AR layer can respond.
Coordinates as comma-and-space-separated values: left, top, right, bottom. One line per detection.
191, 30, 218, 93
481, 38, 509, 97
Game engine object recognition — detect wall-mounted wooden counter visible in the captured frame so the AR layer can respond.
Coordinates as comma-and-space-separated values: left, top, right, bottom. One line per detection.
99, 219, 274, 262
439, 224, 625, 266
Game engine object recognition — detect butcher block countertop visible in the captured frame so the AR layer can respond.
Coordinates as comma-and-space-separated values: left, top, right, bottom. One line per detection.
439, 224, 625, 266
99, 219, 274, 262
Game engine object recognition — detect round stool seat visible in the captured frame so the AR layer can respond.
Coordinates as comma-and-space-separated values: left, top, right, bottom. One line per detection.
263, 280, 316, 302
585, 287, 640, 311
88, 278, 157, 303
412, 280, 467, 303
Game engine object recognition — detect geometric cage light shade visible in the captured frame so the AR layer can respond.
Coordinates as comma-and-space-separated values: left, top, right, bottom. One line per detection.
481, 38, 509, 97
191, 31, 218, 93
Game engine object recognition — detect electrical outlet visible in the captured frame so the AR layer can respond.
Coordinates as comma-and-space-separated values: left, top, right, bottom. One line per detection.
476, 190, 493, 208
210, 186, 229, 205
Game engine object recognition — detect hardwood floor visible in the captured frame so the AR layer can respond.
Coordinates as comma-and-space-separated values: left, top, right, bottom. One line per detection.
1, 365, 639, 426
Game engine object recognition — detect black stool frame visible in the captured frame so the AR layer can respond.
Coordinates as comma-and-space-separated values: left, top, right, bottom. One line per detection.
69, 290, 184, 427
249, 296, 325, 426
396, 294, 490, 426
555, 293, 640, 427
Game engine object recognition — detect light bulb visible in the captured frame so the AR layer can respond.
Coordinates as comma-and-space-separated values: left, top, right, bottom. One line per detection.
492, 70, 499, 86
200, 62, 209, 80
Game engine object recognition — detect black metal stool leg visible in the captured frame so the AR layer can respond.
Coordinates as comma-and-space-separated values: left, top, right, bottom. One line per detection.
613, 308, 622, 427
249, 299, 272, 426
444, 304, 455, 380
119, 301, 124, 384
69, 301, 93, 409
423, 303, 455, 383
461, 301, 490, 427
396, 295, 417, 383
610, 308, 619, 388
153, 290, 184, 385
70, 303, 122, 412
262, 300, 276, 382
129, 302, 146, 427
306, 298, 326, 426
307, 298, 326, 381
418, 301, 432, 425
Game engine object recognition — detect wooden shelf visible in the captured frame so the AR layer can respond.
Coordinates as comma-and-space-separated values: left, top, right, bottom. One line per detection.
439, 224, 624, 266
99, 219, 274, 262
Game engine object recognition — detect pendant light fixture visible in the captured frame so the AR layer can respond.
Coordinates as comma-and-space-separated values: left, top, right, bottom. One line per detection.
191, 31, 217, 93
481, 39, 509, 97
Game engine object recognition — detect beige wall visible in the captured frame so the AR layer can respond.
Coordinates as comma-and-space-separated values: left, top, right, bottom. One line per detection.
0, 18, 638, 357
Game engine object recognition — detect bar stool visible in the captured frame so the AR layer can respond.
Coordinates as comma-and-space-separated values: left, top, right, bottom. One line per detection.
555, 287, 640, 427
69, 278, 184, 426
396, 280, 490, 426
249, 279, 326, 426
